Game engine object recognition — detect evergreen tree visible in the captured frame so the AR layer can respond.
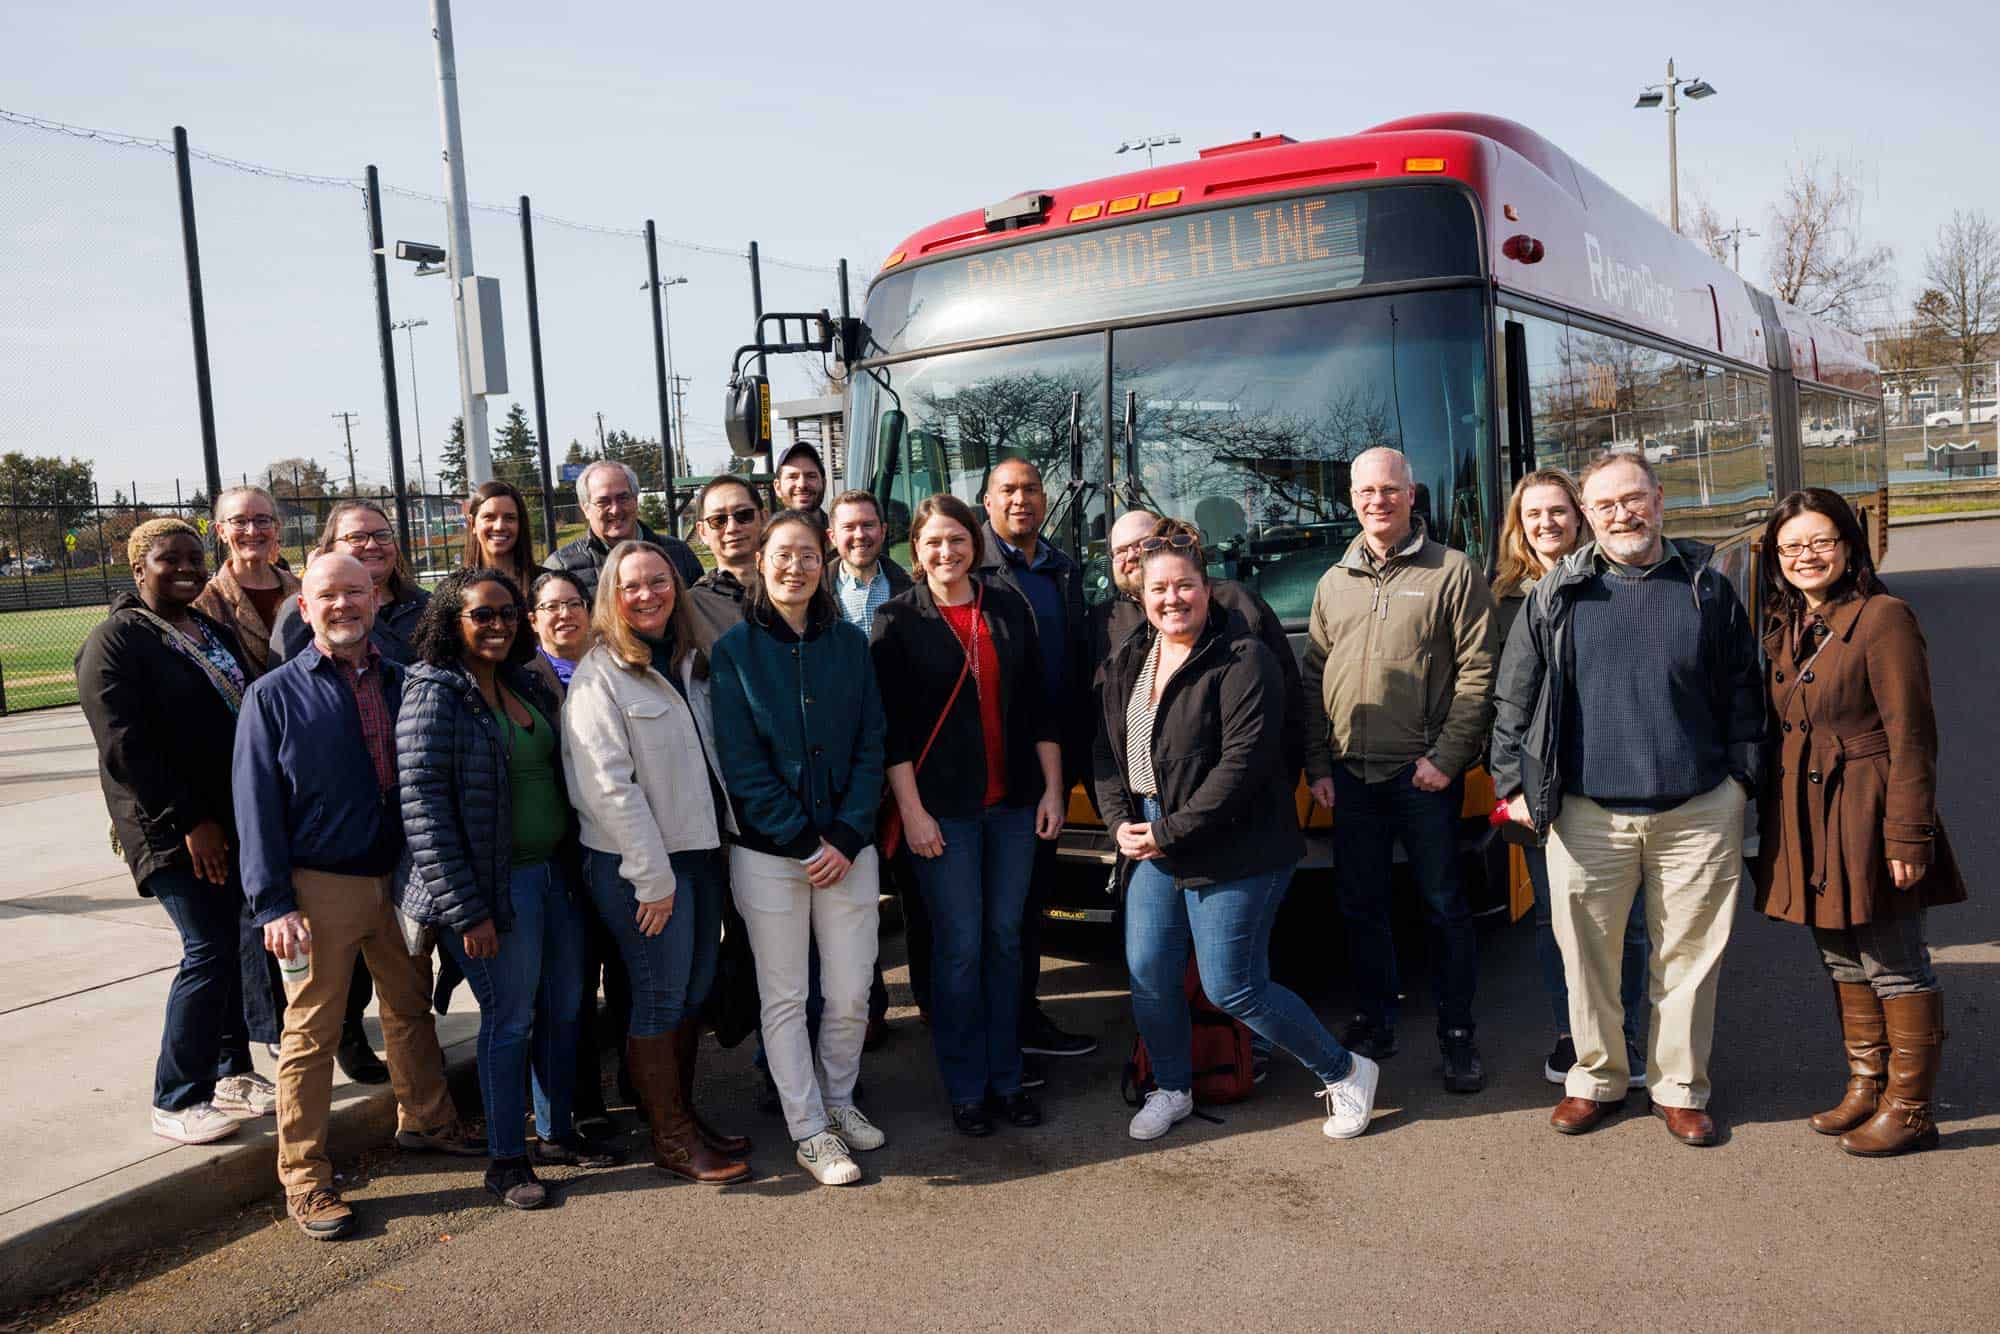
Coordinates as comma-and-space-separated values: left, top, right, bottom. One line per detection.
437, 416, 467, 496
493, 402, 540, 495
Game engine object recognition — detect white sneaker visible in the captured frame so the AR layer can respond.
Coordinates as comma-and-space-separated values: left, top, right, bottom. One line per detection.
214, 1072, 278, 1116
151, 1102, 241, 1145
1128, 1088, 1195, 1141
826, 1104, 886, 1151
1319, 1054, 1380, 1140
795, 1130, 861, 1186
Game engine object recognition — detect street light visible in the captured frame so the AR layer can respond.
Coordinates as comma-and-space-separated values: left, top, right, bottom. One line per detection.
391, 317, 430, 549
641, 274, 690, 475
1633, 58, 1718, 234
1115, 133, 1181, 168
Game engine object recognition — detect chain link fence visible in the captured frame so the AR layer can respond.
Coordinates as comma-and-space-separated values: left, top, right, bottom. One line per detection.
1881, 360, 2000, 483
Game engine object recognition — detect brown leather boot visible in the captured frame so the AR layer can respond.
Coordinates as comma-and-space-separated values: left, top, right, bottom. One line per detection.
676, 1021, 751, 1157
1810, 981, 1888, 1135
627, 1031, 750, 1184
1840, 991, 1944, 1158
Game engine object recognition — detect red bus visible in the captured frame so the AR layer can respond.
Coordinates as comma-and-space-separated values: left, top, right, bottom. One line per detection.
842, 112, 1884, 921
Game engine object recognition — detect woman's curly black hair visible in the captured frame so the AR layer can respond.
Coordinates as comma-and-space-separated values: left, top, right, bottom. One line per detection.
411, 566, 536, 669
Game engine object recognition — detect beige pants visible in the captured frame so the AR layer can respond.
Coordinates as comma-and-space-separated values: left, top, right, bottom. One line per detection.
276, 869, 458, 1198
1546, 779, 1744, 1109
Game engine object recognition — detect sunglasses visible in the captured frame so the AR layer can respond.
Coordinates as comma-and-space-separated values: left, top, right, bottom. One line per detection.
460, 605, 522, 628
1138, 532, 1200, 554
702, 506, 760, 532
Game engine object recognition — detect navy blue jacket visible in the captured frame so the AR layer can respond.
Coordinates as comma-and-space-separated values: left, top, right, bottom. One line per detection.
395, 660, 570, 933
233, 646, 406, 925
708, 603, 886, 862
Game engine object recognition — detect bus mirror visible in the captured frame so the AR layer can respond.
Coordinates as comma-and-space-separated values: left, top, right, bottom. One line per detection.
877, 410, 906, 469
725, 374, 773, 458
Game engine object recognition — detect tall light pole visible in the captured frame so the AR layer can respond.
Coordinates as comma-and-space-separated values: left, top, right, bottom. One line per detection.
392, 317, 430, 548
1718, 221, 1760, 274
657, 275, 689, 474
429, 0, 491, 484
1634, 59, 1717, 234
1115, 133, 1180, 168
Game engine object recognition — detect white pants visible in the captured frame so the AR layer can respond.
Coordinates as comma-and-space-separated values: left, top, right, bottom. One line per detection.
729, 844, 881, 1143
1546, 779, 1743, 1110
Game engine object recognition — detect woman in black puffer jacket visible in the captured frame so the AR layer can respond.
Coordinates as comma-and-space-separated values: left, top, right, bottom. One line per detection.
395, 568, 611, 1211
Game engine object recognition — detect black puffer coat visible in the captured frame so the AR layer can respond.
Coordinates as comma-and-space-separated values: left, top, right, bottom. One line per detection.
395, 659, 569, 932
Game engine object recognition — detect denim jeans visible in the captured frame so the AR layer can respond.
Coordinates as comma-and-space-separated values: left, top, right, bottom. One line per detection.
1526, 842, 1649, 1046
907, 802, 1037, 1105
1329, 763, 1476, 1035
1126, 798, 1351, 1090
238, 899, 286, 1045
147, 866, 253, 1110
584, 846, 724, 1038
438, 861, 587, 1159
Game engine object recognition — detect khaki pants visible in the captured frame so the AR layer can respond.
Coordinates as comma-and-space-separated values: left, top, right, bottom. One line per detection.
276, 869, 457, 1198
1546, 779, 1744, 1109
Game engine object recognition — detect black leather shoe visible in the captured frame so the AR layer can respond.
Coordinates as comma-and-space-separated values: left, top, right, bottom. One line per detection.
572, 1108, 619, 1141
530, 1135, 620, 1169
951, 1102, 995, 1137
1441, 1028, 1487, 1094
1019, 1054, 1048, 1090
988, 1090, 1042, 1127
1340, 1015, 1399, 1061
335, 1032, 390, 1085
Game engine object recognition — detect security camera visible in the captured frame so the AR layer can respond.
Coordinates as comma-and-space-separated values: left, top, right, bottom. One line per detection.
395, 240, 448, 265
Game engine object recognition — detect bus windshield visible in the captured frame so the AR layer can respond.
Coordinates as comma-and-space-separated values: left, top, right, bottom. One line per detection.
851, 285, 1491, 624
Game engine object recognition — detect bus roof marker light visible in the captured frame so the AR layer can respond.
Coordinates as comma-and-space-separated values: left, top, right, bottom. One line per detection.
1068, 202, 1104, 223
1146, 188, 1183, 208
882, 250, 906, 270
1106, 195, 1142, 215
1404, 156, 1447, 173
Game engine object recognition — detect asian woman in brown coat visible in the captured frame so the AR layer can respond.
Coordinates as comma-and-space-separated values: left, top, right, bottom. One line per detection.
1753, 489, 1966, 1156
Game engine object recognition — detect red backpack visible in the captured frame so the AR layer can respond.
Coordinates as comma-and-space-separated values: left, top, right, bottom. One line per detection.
1122, 958, 1259, 1107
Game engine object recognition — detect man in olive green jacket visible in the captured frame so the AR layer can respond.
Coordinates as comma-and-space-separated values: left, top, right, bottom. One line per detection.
1303, 447, 1498, 1094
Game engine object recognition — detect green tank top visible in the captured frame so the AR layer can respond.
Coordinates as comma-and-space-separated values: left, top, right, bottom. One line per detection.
500, 696, 564, 868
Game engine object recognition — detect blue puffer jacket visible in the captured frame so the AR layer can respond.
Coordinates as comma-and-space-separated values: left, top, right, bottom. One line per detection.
395, 659, 569, 932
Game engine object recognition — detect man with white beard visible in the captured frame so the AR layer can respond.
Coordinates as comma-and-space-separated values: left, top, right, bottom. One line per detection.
1489, 451, 1764, 1149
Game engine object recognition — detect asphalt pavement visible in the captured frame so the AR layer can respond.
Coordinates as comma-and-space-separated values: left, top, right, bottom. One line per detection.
8, 520, 1998, 1332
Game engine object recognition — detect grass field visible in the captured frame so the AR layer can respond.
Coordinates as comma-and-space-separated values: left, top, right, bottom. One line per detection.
0, 604, 107, 711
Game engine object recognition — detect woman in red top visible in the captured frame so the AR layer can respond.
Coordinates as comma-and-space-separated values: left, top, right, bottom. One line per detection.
869, 493, 1063, 1137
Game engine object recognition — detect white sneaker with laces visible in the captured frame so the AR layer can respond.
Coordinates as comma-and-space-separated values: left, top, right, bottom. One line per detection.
1320, 1053, 1380, 1140
1128, 1088, 1195, 1141
826, 1104, 886, 1151
214, 1072, 278, 1116
151, 1102, 241, 1145
796, 1130, 861, 1186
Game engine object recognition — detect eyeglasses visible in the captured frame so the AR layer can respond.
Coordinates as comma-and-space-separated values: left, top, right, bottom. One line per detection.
336, 528, 396, 549
220, 515, 276, 532
1776, 535, 1843, 559
460, 605, 521, 628
1353, 485, 1407, 502
766, 550, 823, 571
587, 492, 636, 513
1585, 493, 1654, 520
618, 575, 675, 596
534, 597, 587, 615
702, 506, 760, 532
1138, 532, 1200, 554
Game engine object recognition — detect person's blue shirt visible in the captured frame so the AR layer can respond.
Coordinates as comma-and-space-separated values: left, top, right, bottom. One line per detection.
994, 532, 1069, 706
233, 643, 406, 925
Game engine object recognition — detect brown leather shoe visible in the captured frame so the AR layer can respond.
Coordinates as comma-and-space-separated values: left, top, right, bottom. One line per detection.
627, 1030, 750, 1185
1811, 981, 1888, 1135
675, 1022, 751, 1157
1654, 1103, 1718, 1146
1550, 1095, 1625, 1135
1840, 991, 1944, 1158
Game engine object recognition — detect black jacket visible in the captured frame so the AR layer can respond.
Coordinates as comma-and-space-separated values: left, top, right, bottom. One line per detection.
271, 585, 430, 667
1489, 538, 1764, 834
76, 592, 251, 891
543, 521, 703, 604
869, 574, 1058, 820
1095, 579, 1306, 778
1094, 608, 1303, 888
394, 659, 570, 932
977, 523, 1091, 782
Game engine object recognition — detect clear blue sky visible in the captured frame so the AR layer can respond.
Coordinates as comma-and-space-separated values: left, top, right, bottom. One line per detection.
3, 0, 1991, 496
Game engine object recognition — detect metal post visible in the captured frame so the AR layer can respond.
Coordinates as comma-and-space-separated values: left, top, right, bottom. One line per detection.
333, 411, 360, 493
172, 127, 223, 504
1665, 57, 1680, 235
429, 0, 492, 485
644, 221, 675, 502
94, 482, 110, 604
663, 284, 683, 475
521, 196, 557, 550
365, 167, 413, 554
748, 240, 767, 375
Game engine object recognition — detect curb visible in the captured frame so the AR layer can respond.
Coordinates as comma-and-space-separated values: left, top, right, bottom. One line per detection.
1890, 508, 2000, 528
0, 1026, 483, 1306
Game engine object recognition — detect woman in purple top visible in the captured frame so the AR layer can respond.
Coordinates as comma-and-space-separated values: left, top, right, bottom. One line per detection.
527, 571, 592, 697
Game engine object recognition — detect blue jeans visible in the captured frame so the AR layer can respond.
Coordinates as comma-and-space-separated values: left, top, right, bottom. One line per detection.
908, 803, 1036, 1105
585, 847, 724, 1038
1330, 764, 1476, 1035
1126, 798, 1350, 1090
147, 866, 253, 1110
438, 861, 586, 1158
1526, 843, 1649, 1046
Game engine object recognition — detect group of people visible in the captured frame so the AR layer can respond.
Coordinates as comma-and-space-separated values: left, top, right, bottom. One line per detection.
77, 431, 1965, 1242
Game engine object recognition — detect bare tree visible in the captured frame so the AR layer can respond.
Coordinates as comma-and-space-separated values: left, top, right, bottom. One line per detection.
1764, 156, 1894, 324
1918, 210, 2000, 418
1682, 186, 1734, 267
1872, 309, 1949, 422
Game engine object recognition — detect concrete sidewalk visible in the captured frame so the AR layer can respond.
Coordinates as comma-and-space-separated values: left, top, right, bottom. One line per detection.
0, 706, 482, 1302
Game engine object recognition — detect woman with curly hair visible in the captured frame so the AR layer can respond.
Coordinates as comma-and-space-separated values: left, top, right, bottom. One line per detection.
395, 568, 612, 1211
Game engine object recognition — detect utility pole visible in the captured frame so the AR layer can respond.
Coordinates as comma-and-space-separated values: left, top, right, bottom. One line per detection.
332, 411, 360, 494
429, 0, 491, 484
595, 411, 607, 451
1719, 220, 1760, 274
671, 375, 692, 469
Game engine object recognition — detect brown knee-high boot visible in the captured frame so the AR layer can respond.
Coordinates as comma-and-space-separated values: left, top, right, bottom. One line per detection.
1840, 991, 1945, 1157
1811, 982, 1888, 1135
676, 1022, 750, 1157
626, 1031, 750, 1184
